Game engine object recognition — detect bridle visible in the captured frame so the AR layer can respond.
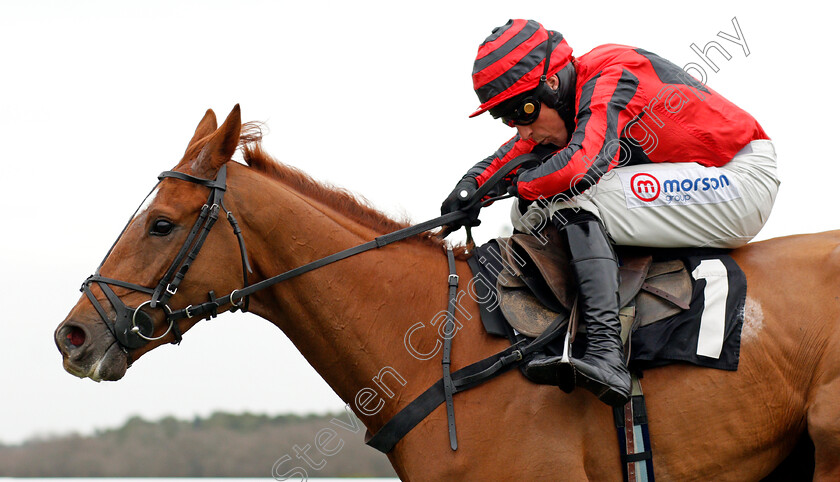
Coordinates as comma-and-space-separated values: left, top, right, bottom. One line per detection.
80, 155, 530, 355
81, 164, 251, 352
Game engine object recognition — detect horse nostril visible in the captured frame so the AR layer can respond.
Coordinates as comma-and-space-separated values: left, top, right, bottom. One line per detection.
67, 326, 86, 347
57, 323, 89, 356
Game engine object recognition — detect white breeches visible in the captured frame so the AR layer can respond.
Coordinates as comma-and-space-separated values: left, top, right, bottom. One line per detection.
511, 139, 779, 248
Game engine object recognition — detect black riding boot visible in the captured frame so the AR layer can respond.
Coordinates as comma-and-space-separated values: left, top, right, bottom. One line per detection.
524, 210, 631, 407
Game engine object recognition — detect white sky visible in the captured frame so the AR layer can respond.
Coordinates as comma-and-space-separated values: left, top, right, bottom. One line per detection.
1, 1, 834, 444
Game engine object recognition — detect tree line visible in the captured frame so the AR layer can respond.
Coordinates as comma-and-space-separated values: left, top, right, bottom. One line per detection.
0, 411, 397, 477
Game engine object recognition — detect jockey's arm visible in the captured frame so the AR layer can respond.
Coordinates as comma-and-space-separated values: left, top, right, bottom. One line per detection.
516, 67, 639, 201
461, 135, 536, 202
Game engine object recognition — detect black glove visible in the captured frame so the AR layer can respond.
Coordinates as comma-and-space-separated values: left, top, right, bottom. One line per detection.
441, 177, 477, 214
506, 163, 542, 198
506, 178, 519, 197
440, 177, 481, 230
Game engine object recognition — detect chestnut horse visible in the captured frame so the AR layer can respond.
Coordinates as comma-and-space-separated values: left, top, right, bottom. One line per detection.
55, 106, 839, 480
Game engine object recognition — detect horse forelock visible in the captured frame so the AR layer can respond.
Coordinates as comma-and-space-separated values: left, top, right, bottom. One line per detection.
237, 130, 468, 257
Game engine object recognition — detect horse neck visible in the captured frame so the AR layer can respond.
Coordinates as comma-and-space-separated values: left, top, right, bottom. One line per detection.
226, 163, 462, 427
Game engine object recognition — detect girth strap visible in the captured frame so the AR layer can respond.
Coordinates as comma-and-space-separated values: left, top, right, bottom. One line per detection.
365, 310, 568, 453
365, 342, 526, 453
442, 247, 458, 451
613, 374, 655, 481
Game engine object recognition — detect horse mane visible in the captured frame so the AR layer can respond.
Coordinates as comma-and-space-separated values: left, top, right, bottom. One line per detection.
238, 122, 468, 257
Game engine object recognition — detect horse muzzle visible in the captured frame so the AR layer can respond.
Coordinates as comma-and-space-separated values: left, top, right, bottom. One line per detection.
54, 317, 129, 381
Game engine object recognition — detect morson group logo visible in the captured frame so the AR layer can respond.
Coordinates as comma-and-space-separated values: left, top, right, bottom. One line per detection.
621, 168, 741, 209
630, 173, 661, 201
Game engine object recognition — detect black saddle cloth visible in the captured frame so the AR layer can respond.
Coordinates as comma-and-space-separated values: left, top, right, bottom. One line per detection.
466, 239, 746, 371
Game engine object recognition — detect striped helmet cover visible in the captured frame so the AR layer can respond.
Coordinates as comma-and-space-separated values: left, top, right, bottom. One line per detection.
470, 19, 574, 118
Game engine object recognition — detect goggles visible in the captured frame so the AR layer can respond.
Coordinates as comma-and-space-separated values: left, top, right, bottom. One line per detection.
491, 93, 542, 127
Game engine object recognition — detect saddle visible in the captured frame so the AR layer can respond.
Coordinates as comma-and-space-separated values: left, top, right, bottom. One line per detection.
496, 228, 692, 340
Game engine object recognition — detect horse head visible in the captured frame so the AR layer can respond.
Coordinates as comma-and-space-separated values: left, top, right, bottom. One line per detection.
55, 105, 250, 381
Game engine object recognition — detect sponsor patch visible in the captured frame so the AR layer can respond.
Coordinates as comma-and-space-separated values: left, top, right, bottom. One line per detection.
618, 167, 741, 209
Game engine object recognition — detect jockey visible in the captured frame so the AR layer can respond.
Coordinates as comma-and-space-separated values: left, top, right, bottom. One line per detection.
441, 19, 779, 407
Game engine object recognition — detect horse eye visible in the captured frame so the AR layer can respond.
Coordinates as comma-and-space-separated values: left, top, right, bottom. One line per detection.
150, 219, 175, 236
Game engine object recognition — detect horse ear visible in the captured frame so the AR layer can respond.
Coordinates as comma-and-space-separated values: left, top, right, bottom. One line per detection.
194, 104, 241, 173
186, 109, 218, 151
